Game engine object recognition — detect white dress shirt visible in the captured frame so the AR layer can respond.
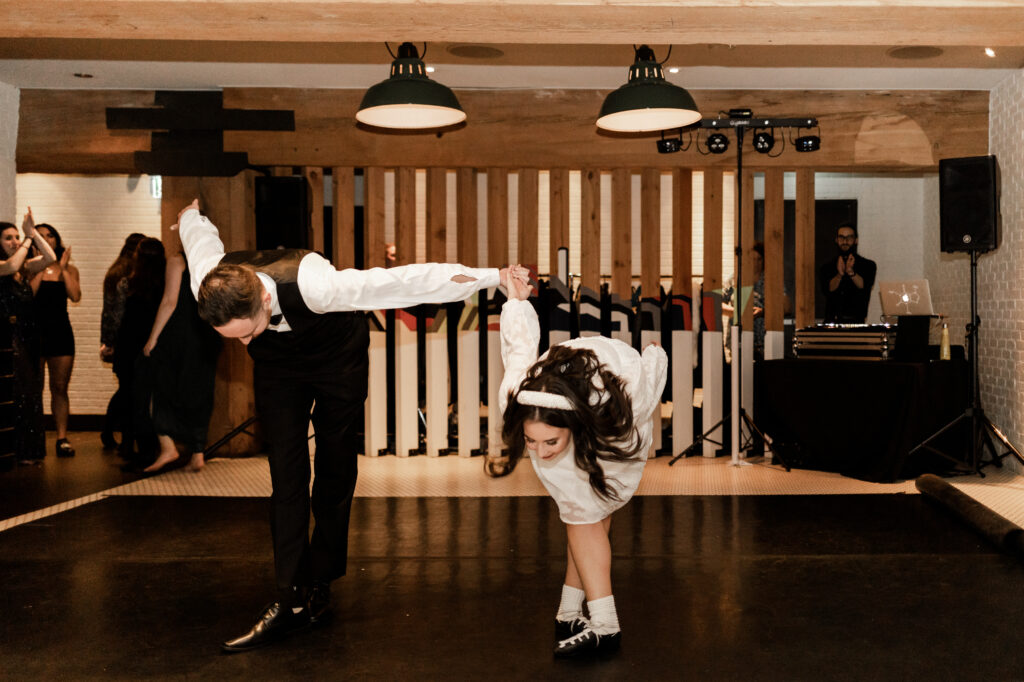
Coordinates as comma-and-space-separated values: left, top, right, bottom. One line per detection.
178, 207, 501, 330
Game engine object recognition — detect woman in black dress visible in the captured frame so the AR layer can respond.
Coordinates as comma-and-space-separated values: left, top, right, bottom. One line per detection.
99, 232, 147, 450
113, 237, 165, 463
1, 210, 57, 464
141, 231, 221, 473
30, 223, 81, 457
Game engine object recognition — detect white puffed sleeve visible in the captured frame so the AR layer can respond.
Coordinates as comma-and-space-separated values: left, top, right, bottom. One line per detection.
631, 344, 669, 423
498, 298, 541, 414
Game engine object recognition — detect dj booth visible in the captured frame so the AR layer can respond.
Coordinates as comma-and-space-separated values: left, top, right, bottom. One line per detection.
754, 354, 968, 483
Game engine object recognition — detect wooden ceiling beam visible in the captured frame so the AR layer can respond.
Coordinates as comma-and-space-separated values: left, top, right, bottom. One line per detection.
2, 1, 1023, 47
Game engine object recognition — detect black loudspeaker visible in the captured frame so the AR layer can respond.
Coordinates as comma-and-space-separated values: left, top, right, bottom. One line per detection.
255, 176, 310, 250
940, 155, 1000, 253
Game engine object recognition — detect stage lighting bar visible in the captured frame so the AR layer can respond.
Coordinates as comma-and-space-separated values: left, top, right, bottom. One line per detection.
699, 116, 818, 130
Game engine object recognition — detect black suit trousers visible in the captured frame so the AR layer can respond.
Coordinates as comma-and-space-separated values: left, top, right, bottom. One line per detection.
254, 354, 368, 593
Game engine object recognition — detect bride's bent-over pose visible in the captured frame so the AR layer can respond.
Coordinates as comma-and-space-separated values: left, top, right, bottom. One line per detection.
490, 275, 668, 658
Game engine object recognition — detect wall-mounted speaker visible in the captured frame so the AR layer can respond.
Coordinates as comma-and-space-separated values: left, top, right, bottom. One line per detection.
939, 155, 1000, 253
255, 176, 310, 250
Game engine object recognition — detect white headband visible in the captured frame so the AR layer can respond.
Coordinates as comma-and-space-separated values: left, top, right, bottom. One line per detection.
516, 389, 574, 411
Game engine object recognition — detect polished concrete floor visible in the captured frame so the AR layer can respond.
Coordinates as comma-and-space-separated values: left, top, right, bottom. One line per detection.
2, 434, 1024, 680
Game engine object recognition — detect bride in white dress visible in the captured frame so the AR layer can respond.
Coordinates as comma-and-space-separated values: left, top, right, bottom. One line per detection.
491, 274, 667, 658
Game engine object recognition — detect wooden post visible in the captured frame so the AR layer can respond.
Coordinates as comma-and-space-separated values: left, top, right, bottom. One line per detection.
332, 167, 355, 270
763, 168, 786, 360
795, 168, 816, 329
670, 168, 694, 459
363, 167, 387, 457
456, 168, 481, 457
702, 169, 724, 458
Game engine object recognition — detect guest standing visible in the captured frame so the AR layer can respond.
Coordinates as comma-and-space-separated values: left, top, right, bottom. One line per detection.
0, 210, 57, 464
113, 237, 165, 463
29, 223, 81, 457
141, 232, 221, 473
100, 232, 146, 450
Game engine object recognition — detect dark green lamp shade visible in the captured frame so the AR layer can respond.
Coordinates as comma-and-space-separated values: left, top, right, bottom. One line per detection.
597, 56, 701, 133
356, 49, 465, 130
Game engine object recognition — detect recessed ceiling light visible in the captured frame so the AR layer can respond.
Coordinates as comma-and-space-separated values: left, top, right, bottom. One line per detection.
668, 67, 680, 73
985, 47, 996, 58
426, 66, 435, 73
73, 73, 94, 79
886, 46, 943, 60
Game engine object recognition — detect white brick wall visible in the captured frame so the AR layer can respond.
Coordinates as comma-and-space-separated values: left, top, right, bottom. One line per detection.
15, 174, 163, 416
0, 81, 17, 222
981, 69, 1024, 471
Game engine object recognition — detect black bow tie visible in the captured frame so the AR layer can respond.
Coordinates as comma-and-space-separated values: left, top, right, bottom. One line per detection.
269, 313, 283, 326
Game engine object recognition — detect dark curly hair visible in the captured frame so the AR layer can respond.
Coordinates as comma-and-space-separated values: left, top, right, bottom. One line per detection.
491, 345, 641, 501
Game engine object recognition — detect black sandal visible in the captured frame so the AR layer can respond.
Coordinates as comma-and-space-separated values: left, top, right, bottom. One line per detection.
56, 439, 75, 457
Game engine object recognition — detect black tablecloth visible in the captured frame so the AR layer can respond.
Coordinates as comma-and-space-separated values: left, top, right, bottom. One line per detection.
755, 358, 969, 482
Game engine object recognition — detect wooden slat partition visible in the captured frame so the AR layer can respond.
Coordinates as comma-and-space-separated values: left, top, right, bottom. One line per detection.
395, 167, 416, 267
795, 168, 816, 328
426, 168, 447, 263
332, 166, 355, 269
671, 168, 692, 299
703, 170, 724, 296
610, 168, 631, 300
457, 168, 478, 267
763, 168, 785, 333
740, 168, 755, 329
640, 169, 660, 297
456, 167, 480, 457
580, 169, 601, 292
363, 166, 387, 457
487, 168, 508, 267
364, 167, 386, 269
425, 167, 449, 457
549, 168, 570, 277
517, 169, 539, 270
302, 166, 324, 254
701, 168, 724, 457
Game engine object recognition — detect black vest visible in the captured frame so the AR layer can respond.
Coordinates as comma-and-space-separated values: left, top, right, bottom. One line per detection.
219, 250, 369, 372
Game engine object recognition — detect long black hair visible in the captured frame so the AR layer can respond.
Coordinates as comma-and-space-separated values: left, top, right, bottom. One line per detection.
127, 237, 166, 301
492, 345, 641, 501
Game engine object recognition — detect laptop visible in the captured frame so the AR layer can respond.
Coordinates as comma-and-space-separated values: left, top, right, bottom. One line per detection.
879, 279, 935, 317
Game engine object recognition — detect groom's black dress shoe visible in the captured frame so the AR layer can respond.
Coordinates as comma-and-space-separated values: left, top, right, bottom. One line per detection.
309, 582, 332, 625
221, 601, 310, 653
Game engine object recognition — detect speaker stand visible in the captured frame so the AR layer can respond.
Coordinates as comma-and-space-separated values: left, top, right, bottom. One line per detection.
908, 250, 1024, 475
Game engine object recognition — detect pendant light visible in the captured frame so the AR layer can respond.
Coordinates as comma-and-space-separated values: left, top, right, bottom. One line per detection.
597, 45, 701, 133
356, 42, 466, 130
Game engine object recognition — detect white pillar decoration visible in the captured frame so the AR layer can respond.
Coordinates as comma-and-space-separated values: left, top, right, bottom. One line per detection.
424, 310, 449, 457
364, 312, 387, 457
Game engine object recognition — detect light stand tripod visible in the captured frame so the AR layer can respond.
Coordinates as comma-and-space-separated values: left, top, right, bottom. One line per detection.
671, 112, 816, 469
908, 250, 1024, 475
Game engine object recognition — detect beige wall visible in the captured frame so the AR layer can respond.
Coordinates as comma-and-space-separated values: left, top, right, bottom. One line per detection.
978, 68, 1024, 472
15, 174, 162, 417
0, 81, 16, 223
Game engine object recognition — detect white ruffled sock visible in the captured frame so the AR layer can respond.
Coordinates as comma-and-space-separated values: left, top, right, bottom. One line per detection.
586, 595, 620, 635
556, 584, 586, 622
